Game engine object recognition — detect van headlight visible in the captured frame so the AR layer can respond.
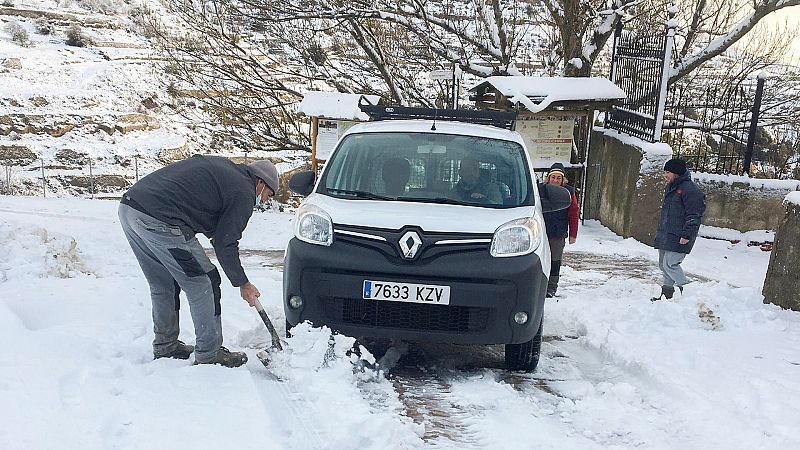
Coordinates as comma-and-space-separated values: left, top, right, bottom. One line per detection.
294, 204, 333, 246
490, 217, 541, 257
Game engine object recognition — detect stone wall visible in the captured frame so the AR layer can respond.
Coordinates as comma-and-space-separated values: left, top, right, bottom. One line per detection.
586, 128, 800, 240
584, 128, 671, 244
692, 174, 799, 233
762, 197, 800, 311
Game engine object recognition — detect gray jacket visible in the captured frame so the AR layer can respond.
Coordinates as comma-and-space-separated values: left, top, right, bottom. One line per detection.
124, 155, 256, 286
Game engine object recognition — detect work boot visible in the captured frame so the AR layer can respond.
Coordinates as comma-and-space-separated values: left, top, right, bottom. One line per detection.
154, 340, 194, 360
546, 275, 559, 298
195, 346, 248, 368
650, 285, 675, 302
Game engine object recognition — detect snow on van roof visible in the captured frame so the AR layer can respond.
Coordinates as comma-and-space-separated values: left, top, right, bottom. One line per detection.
297, 92, 382, 120
470, 76, 626, 113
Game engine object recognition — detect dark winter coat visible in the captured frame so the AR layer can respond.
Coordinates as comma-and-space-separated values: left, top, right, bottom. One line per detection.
123, 155, 257, 286
544, 184, 579, 239
653, 171, 706, 254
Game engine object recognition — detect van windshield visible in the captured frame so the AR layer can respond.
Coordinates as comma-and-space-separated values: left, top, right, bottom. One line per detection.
318, 132, 533, 208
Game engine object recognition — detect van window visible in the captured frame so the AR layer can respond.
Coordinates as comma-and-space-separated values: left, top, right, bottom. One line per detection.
319, 132, 533, 208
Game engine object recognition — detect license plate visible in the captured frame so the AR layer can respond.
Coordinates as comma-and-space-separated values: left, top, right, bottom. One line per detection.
362, 280, 450, 305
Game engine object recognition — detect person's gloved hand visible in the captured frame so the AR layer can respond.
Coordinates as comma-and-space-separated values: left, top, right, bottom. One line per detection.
240, 282, 260, 307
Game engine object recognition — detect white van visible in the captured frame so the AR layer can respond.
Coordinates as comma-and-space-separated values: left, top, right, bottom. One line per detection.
285, 107, 572, 371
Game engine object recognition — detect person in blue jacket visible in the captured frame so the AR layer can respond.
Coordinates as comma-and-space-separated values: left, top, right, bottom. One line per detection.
652, 158, 706, 301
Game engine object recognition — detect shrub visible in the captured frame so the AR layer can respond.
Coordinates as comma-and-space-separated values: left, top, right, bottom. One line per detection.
34, 17, 53, 35
1, 0, 14, 7
65, 24, 88, 47
4, 21, 30, 47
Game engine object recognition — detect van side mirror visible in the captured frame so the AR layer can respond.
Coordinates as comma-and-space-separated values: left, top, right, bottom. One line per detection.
289, 171, 316, 197
538, 183, 572, 212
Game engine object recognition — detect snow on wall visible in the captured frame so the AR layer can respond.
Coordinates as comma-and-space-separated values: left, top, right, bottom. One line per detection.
699, 225, 774, 244
693, 172, 800, 191
593, 127, 673, 176
785, 191, 800, 206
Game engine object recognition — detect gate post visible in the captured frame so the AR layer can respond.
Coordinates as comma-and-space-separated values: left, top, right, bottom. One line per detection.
653, 6, 677, 142
743, 73, 766, 176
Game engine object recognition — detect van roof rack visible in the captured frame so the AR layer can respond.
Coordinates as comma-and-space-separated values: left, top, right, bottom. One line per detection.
358, 99, 517, 130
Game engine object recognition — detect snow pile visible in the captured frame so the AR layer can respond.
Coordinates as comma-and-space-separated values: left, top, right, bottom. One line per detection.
593, 127, 673, 175
0, 220, 91, 281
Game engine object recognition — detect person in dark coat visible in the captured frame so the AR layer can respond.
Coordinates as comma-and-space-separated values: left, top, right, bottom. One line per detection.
652, 158, 705, 301
542, 163, 579, 297
118, 155, 279, 367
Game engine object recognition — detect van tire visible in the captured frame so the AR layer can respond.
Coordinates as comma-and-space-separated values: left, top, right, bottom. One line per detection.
505, 317, 543, 372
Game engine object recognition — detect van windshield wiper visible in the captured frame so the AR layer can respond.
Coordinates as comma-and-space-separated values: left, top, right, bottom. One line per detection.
401, 196, 463, 205
326, 188, 393, 200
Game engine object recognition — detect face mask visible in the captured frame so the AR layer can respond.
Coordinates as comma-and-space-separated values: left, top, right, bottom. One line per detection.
255, 184, 264, 206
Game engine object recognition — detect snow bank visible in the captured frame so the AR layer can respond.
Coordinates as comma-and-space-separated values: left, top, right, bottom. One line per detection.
699, 225, 774, 244
0, 220, 92, 281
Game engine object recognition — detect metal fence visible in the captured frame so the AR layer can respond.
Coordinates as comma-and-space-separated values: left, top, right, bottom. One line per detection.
662, 77, 769, 176
605, 20, 672, 142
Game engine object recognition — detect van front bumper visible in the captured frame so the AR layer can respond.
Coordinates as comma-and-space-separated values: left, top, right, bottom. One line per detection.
283, 231, 548, 345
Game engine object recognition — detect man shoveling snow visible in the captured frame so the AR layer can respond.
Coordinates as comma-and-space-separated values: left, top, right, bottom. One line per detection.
118, 155, 279, 367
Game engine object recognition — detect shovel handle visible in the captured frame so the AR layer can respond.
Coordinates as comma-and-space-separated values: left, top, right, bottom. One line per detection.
254, 299, 283, 351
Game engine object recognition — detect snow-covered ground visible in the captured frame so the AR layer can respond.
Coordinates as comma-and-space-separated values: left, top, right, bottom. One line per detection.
1, 195, 799, 449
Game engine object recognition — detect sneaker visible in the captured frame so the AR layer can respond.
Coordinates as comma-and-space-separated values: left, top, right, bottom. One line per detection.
154, 340, 194, 360
195, 346, 248, 368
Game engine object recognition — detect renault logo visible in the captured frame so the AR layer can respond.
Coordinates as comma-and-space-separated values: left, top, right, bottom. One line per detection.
399, 231, 422, 259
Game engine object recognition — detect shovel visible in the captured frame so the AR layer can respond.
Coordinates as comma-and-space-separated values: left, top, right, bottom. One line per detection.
254, 298, 283, 351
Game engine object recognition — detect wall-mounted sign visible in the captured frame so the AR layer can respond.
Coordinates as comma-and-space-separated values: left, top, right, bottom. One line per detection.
315, 119, 361, 161
516, 117, 574, 168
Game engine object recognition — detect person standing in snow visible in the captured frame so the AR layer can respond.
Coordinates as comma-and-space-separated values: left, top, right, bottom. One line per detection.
542, 163, 579, 298
118, 155, 279, 367
652, 158, 706, 301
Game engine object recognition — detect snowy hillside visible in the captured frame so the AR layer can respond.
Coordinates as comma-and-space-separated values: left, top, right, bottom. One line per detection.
0, 0, 305, 198
2, 195, 799, 449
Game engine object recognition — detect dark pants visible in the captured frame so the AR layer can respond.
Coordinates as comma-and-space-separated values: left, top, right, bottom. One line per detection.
118, 203, 223, 363
548, 237, 566, 296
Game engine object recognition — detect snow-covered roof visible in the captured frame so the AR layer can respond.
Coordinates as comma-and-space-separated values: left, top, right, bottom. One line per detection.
297, 92, 381, 121
470, 76, 626, 113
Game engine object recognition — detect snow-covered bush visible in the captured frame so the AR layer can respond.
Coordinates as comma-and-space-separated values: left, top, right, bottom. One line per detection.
1, 0, 14, 7
65, 24, 88, 47
34, 17, 53, 35
4, 21, 30, 47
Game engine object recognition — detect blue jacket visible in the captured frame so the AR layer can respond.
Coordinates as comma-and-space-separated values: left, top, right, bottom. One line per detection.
653, 171, 705, 254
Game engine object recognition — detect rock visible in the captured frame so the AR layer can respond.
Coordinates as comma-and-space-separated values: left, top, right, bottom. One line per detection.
30, 96, 49, 107
157, 142, 189, 164
0, 144, 37, 166
67, 174, 129, 189
141, 97, 158, 110
115, 113, 160, 134
55, 148, 89, 165
2, 58, 22, 70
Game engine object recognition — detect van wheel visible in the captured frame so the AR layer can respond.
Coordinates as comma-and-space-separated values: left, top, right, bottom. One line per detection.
505, 317, 543, 372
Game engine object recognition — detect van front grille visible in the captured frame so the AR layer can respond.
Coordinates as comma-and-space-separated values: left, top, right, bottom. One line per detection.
323, 297, 490, 333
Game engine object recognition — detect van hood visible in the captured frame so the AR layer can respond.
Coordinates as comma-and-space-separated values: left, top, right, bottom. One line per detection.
303, 193, 537, 234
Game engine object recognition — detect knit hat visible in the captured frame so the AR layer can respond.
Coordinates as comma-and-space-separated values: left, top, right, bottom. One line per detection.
548, 162, 566, 178
663, 158, 687, 176
248, 160, 279, 194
